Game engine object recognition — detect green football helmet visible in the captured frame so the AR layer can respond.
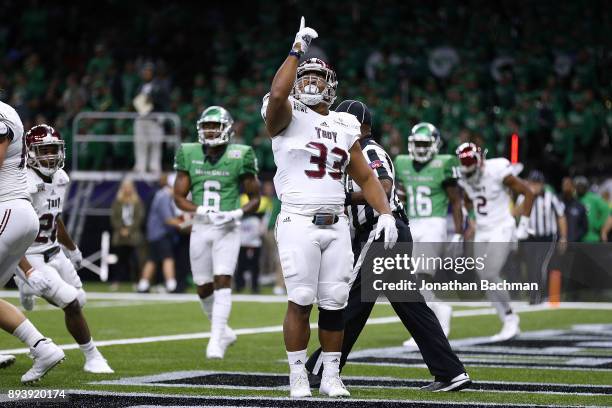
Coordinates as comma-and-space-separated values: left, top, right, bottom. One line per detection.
196, 106, 235, 146
408, 122, 441, 163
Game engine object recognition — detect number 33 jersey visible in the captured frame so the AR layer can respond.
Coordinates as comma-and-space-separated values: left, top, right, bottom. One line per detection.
262, 95, 361, 213
25, 168, 70, 254
458, 158, 515, 231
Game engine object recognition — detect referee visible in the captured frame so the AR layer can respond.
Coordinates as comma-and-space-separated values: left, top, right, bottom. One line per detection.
305, 100, 470, 392
515, 170, 568, 304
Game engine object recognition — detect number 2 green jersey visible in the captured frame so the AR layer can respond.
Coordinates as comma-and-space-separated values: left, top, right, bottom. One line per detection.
174, 143, 258, 211
393, 154, 458, 218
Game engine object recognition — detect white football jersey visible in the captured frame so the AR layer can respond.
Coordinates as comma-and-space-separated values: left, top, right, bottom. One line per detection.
262, 95, 360, 215
0, 101, 28, 202
458, 158, 515, 231
25, 168, 70, 254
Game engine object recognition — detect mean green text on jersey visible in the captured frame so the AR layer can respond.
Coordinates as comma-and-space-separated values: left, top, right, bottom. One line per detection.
174, 143, 257, 211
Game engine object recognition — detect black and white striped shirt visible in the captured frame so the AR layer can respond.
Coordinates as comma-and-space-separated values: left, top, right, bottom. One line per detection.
346, 138, 403, 231
518, 190, 565, 237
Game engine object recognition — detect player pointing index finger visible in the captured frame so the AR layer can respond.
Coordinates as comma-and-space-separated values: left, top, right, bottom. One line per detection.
261, 16, 398, 399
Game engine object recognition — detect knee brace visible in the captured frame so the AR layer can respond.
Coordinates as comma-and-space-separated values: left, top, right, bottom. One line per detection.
317, 282, 349, 310
318, 307, 345, 331
75, 288, 87, 309
289, 286, 316, 306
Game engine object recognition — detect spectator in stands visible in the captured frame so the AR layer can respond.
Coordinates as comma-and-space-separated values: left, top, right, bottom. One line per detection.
137, 174, 182, 293
133, 62, 170, 174
574, 176, 609, 242
110, 178, 145, 291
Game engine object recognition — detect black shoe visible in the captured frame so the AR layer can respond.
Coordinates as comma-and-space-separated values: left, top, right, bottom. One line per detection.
307, 370, 321, 388
421, 373, 471, 392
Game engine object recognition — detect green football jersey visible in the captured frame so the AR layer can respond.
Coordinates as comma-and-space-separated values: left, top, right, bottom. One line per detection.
394, 154, 459, 218
174, 143, 258, 211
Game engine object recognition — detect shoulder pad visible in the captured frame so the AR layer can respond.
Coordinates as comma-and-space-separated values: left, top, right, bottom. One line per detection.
333, 112, 361, 130
54, 169, 70, 186
26, 168, 44, 194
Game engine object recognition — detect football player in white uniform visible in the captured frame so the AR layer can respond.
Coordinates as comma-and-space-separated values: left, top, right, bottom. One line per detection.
13, 124, 113, 374
456, 142, 535, 341
262, 17, 398, 398
0, 102, 65, 383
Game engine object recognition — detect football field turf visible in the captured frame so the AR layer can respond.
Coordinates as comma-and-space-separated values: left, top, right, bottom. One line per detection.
0, 288, 610, 407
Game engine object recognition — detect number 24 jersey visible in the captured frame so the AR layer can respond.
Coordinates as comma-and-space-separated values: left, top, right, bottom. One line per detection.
25, 168, 69, 254
261, 95, 361, 212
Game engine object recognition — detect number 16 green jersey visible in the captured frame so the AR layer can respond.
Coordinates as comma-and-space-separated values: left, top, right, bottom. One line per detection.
393, 154, 458, 219
174, 143, 258, 211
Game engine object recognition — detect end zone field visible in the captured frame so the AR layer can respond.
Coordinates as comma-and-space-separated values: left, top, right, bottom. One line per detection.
0, 289, 610, 407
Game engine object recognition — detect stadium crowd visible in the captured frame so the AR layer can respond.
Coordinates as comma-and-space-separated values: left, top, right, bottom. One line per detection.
1, 1, 610, 178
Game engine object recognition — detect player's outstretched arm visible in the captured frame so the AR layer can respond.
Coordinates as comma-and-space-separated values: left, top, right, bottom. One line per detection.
265, 17, 317, 137
174, 170, 197, 213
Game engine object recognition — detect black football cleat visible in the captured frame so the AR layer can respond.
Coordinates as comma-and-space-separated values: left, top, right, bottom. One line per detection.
307, 370, 322, 388
420, 373, 471, 392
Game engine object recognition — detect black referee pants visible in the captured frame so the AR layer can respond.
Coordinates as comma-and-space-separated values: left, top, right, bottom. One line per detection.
522, 235, 556, 304
305, 216, 466, 381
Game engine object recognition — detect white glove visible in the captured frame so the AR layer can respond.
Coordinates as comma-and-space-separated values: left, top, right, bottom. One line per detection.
292, 16, 318, 55
66, 248, 82, 270
515, 216, 532, 240
195, 206, 213, 223
375, 214, 398, 249
209, 209, 244, 226
26, 269, 50, 293
450, 233, 463, 243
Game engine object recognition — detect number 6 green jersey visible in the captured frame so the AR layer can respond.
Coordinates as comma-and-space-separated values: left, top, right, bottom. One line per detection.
174, 143, 258, 211
393, 154, 459, 218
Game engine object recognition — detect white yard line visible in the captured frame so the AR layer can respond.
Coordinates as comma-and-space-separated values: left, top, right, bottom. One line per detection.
0, 303, 603, 355
2, 289, 611, 309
